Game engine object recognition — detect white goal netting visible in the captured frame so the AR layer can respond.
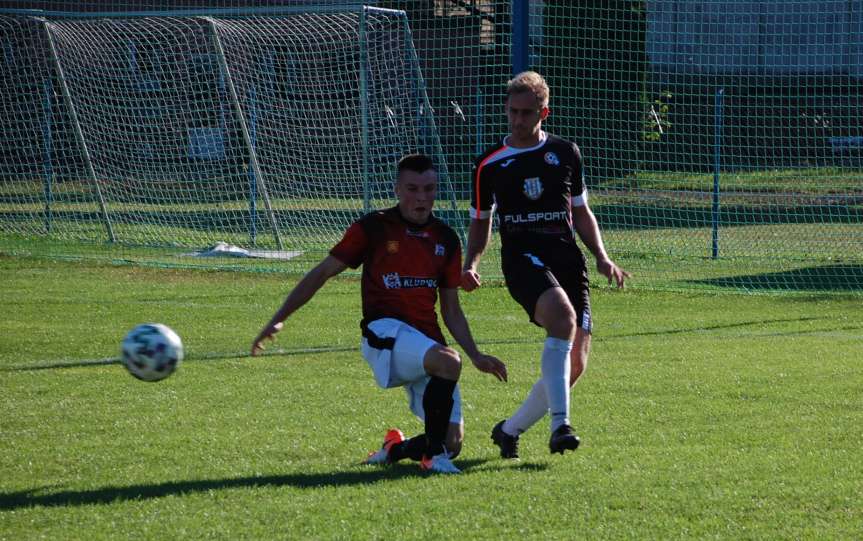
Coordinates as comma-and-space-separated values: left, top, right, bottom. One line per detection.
0, 7, 451, 257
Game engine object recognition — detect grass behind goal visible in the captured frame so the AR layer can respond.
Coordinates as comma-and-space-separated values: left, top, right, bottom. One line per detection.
1, 256, 861, 539
3, 166, 861, 293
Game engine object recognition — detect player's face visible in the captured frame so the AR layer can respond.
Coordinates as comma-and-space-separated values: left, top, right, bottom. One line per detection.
395, 169, 437, 225
506, 91, 549, 147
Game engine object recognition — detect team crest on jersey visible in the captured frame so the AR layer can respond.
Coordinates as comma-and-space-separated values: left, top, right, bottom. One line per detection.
544, 152, 559, 166
383, 272, 402, 289
386, 240, 399, 254
434, 243, 445, 256
523, 177, 543, 200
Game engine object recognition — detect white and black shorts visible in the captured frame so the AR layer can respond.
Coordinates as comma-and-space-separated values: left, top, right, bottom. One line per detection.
360, 318, 462, 424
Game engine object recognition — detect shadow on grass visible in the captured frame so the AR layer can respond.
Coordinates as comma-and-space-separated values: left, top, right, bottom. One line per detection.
0, 459, 545, 510
690, 264, 863, 292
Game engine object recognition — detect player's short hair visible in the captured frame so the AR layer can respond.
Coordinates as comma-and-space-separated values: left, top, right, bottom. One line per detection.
397, 154, 436, 179
506, 71, 550, 108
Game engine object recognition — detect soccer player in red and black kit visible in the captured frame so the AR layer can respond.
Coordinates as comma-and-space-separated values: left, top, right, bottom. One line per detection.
252, 154, 507, 474
462, 71, 630, 458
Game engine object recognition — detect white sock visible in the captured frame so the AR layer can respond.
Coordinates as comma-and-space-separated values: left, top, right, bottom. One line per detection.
541, 337, 572, 432
502, 379, 548, 436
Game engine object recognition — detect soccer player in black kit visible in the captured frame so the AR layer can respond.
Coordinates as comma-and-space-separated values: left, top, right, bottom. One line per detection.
462, 71, 630, 458
252, 154, 507, 474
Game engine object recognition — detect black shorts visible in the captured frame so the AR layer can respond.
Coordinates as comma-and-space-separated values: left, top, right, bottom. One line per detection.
501, 248, 592, 333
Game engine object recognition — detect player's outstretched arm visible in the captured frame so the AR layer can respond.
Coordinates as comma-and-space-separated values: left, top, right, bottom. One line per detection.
461, 218, 492, 292
572, 204, 631, 288
439, 288, 507, 382
251, 255, 348, 356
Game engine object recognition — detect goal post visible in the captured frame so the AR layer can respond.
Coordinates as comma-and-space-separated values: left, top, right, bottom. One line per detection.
41, 17, 116, 243
0, 5, 453, 260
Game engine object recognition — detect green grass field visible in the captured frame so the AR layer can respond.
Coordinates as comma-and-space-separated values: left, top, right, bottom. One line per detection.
1, 255, 861, 539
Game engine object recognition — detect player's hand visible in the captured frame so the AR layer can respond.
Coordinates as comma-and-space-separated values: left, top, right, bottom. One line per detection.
461, 269, 482, 292
596, 258, 631, 289
470, 353, 507, 382
251, 321, 284, 356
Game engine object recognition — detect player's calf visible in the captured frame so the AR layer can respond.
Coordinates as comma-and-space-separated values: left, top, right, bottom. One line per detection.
445, 421, 464, 459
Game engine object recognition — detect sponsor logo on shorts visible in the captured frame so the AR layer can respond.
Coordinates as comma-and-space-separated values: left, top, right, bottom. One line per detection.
382, 272, 437, 289
523, 253, 545, 267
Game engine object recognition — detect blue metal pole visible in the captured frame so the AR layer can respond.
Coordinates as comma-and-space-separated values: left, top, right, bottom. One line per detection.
43, 79, 53, 234
712, 88, 724, 259
248, 83, 258, 246
511, 0, 529, 75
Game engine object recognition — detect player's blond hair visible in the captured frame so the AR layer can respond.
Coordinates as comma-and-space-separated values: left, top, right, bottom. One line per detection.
506, 71, 549, 108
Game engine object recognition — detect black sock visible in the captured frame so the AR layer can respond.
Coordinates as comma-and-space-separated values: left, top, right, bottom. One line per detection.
422, 376, 457, 456
388, 435, 427, 462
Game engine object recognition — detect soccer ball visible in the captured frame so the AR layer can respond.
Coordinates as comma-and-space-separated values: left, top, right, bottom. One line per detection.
121, 323, 183, 382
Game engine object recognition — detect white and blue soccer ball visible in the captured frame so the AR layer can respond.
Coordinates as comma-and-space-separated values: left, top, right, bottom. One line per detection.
121, 323, 183, 382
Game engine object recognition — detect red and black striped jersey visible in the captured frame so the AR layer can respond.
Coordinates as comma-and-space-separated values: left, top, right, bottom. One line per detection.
471, 131, 587, 256
329, 206, 461, 344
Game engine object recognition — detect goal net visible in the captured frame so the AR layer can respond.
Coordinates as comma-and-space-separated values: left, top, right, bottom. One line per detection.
2, 2, 861, 292
0, 6, 451, 266
538, 2, 863, 291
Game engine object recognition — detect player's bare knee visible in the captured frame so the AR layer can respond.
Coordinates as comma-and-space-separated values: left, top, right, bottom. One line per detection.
425, 345, 461, 381
536, 288, 577, 340
441, 347, 462, 380
546, 309, 577, 340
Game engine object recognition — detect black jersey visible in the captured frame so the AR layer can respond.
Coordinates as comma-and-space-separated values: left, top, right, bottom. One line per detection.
470, 131, 587, 257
